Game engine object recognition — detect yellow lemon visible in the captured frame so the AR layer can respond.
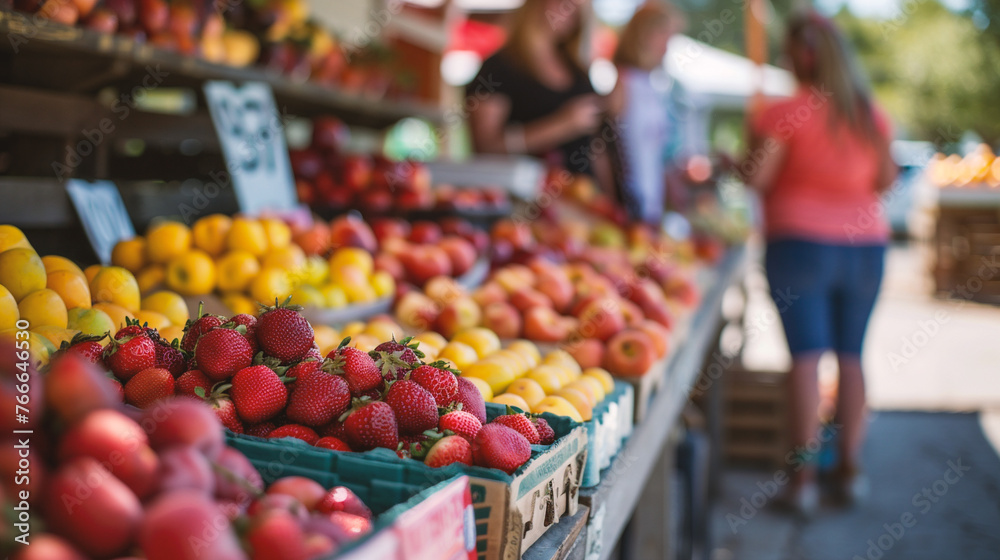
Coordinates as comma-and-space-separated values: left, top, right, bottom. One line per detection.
0, 225, 32, 252
339, 321, 366, 338
370, 271, 395, 299
452, 328, 502, 359
136, 265, 166, 294
47, 270, 91, 310
0, 285, 18, 331
166, 251, 216, 296
250, 268, 292, 305
506, 339, 542, 368
544, 349, 582, 378
583, 367, 615, 394
437, 341, 479, 370
465, 376, 494, 401
0, 248, 46, 301
192, 214, 232, 257
462, 361, 515, 394
262, 245, 307, 277
141, 291, 189, 326
91, 302, 134, 334
41, 255, 85, 278
18, 289, 68, 328
90, 266, 141, 312
320, 284, 348, 308
227, 217, 268, 257
301, 256, 330, 287
111, 238, 147, 273
313, 324, 340, 356
343, 282, 377, 304
506, 378, 547, 409
289, 284, 326, 308
535, 395, 584, 422
159, 324, 185, 345
216, 251, 260, 293
31, 325, 79, 349
329, 264, 367, 289
329, 247, 374, 277
261, 217, 292, 250
146, 221, 192, 264
554, 388, 593, 421
0, 329, 53, 366
221, 292, 259, 317
84, 264, 102, 283
67, 307, 115, 341
527, 365, 566, 394
133, 310, 172, 331
412, 331, 447, 353
491, 393, 530, 413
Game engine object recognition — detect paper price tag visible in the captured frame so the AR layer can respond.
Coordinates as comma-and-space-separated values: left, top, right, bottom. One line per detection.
203, 81, 297, 215
65, 180, 136, 265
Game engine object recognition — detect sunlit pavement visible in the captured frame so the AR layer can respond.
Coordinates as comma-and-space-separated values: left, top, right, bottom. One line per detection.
710, 242, 1000, 560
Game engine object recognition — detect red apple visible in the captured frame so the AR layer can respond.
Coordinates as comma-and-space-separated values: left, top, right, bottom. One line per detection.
399, 245, 452, 286
661, 275, 701, 308
409, 221, 442, 245
396, 188, 434, 211
322, 185, 354, 209
467, 230, 490, 253
438, 236, 478, 277
522, 307, 570, 343
576, 296, 626, 341
441, 218, 474, 237
289, 149, 324, 180
534, 267, 573, 313
636, 320, 670, 359
472, 282, 507, 307
491, 220, 534, 250
435, 297, 482, 339
509, 288, 553, 313
481, 302, 522, 339
619, 298, 645, 328
138, 0, 167, 34
341, 154, 373, 192
603, 329, 657, 376
379, 237, 410, 257
329, 215, 377, 252
358, 188, 392, 213
374, 253, 404, 283
490, 239, 514, 267
312, 117, 350, 153
372, 218, 410, 242
563, 337, 604, 369
293, 223, 331, 256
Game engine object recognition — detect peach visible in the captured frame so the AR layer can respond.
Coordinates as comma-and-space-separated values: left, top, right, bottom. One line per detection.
472, 281, 507, 307
619, 298, 645, 328
576, 296, 626, 341
534, 266, 574, 312
510, 287, 553, 313
425, 275, 464, 305
394, 291, 440, 331
636, 320, 670, 358
563, 337, 604, 370
603, 329, 657, 376
439, 236, 478, 277
522, 306, 570, 343
399, 245, 452, 286
435, 297, 483, 340
481, 301, 522, 340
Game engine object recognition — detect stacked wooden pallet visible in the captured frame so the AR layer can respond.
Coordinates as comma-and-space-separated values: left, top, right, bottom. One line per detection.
722, 367, 788, 470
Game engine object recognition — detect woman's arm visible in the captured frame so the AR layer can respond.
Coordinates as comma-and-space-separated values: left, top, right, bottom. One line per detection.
468, 95, 602, 155
873, 131, 898, 193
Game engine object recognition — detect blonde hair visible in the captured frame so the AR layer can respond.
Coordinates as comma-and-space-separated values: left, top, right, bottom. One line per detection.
614, 2, 679, 71
506, 0, 587, 77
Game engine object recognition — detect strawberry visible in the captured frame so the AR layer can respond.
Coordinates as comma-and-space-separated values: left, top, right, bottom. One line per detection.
61, 332, 106, 364
104, 335, 157, 381
107, 376, 125, 401
175, 369, 212, 397
194, 327, 254, 381
455, 376, 487, 423
246, 508, 309, 560
229, 365, 288, 423
286, 371, 350, 427
155, 341, 186, 377
246, 421, 276, 438
372, 337, 422, 364
425, 435, 473, 468
319, 420, 347, 440
343, 401, 399, 451
327, 511, 372, 540
140, 490, 246, 560
533, 417, 556, 445
370, 336, 422, 381
325, 340, 381, 396
180, 306, 225, 352
115, 317, 157, 341
206, 393, 243, 434
438, 410, 482, 441
315, 436, 351, 452
316, 486, 371, 519
303, 345, 323, 361
268, 424, 319, 445
398, 432, 438, 459
285, 359, 322, 390
124, 367, 175, 408
225, 313, 259, 353
256, 298, 314, 362
411, 363, 459, 406
472, 423, 532, 474
493, 412, 541, 444
385, 380, 438, 435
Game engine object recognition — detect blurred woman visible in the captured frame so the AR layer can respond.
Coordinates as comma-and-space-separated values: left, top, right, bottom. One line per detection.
741, 11, 897, 514
467, 0, 615, 192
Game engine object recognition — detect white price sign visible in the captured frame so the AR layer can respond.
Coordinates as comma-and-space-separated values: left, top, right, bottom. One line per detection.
65, 180, 136, 265
203, 81, 297, 215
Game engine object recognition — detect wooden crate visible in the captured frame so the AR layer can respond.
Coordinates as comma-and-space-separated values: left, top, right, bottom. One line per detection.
933, 205, 1000, 303
721, 367, 788, 470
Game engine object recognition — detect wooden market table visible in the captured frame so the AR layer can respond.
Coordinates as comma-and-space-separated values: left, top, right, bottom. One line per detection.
933, 185, 1000, 304
523, 246, 749, 560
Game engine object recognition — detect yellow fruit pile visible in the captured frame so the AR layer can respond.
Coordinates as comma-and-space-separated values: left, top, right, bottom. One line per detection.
0, 226, 190, 364
114, 215, 394, 316
435, 328, 611, 422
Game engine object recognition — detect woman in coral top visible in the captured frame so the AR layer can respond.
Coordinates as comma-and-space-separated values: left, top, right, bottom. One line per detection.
742, 11, 897, 514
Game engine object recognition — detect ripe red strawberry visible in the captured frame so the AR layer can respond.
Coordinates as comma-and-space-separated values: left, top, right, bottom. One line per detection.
206, 394, 243, 434
104, 335, 157, 381
180, 308, 225, 352
472, 423, 532, 474
425, 435, 473, 468
140, 490, 246, 560
533, 417, 556, 445
229, 365, 288, 423
455, 376, 487, 423
325, 341, 381, 396
246, 421, 276, 438
385, 380, 437, 435
372, 337, 421, 364
319, 420, 347, 440
285, 359, 321, 390
438, 410, 482, 441
256, 298, 314, 362
316, 486, 371, 519
327, 511, 371, 540
315, 436, 351, 452
398, 432, 437, 459
343, 401, 399, 451
268, 424, 319, 445
370, 336, 422, 381
124, 367, 175, 408
107, 376, 125, 401
115, 318, 155, 341
247, 508, 309, 560
286, 371, 350, 427
62, 333, 106, 364
411, 364, 458, 406
226, 313, 259, 353
194, 328, 253, 381
304, 346, 323, 361
155, 342, 186, 377
175, 369, 212, 397
493, 413, 541, 444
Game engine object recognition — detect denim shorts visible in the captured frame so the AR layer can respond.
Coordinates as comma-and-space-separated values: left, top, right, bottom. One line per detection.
764, 239, 885, 356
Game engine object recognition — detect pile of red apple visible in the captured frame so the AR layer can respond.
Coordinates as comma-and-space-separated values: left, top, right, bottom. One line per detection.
0, 342, 374, 560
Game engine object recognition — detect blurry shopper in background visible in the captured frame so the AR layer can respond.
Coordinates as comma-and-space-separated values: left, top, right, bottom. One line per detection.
739, 11, 897, 515
466, 0, 616, 194
608, 2, 684, 226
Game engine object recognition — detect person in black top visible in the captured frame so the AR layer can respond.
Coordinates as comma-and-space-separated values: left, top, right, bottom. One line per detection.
466, 0, 614, 191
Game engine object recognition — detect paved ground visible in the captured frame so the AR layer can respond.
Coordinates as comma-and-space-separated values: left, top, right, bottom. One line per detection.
709, 242, 1000, 560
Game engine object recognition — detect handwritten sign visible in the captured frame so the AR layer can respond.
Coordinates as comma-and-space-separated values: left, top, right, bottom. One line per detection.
65, 180, 136, 265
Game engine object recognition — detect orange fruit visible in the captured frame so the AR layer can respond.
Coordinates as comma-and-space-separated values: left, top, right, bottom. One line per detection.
192, 214, 232, 257
329, 247, 373, 277
91, 302, 134, 334
554, 388, 593, 421
250, 268, 292, 306
89, 266, 141, 312
84, 264, 101, 283
111, 238, 147, 273
320, 285, 347, 308
47, 270, 91, 310
491, 393, 530, 413
132, 310, 172, 331
221, 292, 259, 317
216, 251, 260, 293
262, 245, 307, 277
506, 339, 541, 368
583, 367, 615, 393
463, 361, 515, 394
141, 291, 189, 326
526, 365, 565, 394
67, 307, 115, 341
452, 328, 502, 359
261, 218, 292, 250
464, 376, 494, 401
411, 331, 447, 353
0, 285, 18, 331
0, 225, 31, 253
343, 282, 378, 304
0, 248, 46, 301
18, 288, 68, 328
437, 341, 479, 370
506, 378, 547, 409
146, 222, 192, 264
313, 324, 340, 356
136, 265, 166, 294
166, 251, 216, 296
329, 264, 367, 289
370, 271, 395, 299
227, 217, 268, 257
41, 255, 85, 278
159, 324, 185, 345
